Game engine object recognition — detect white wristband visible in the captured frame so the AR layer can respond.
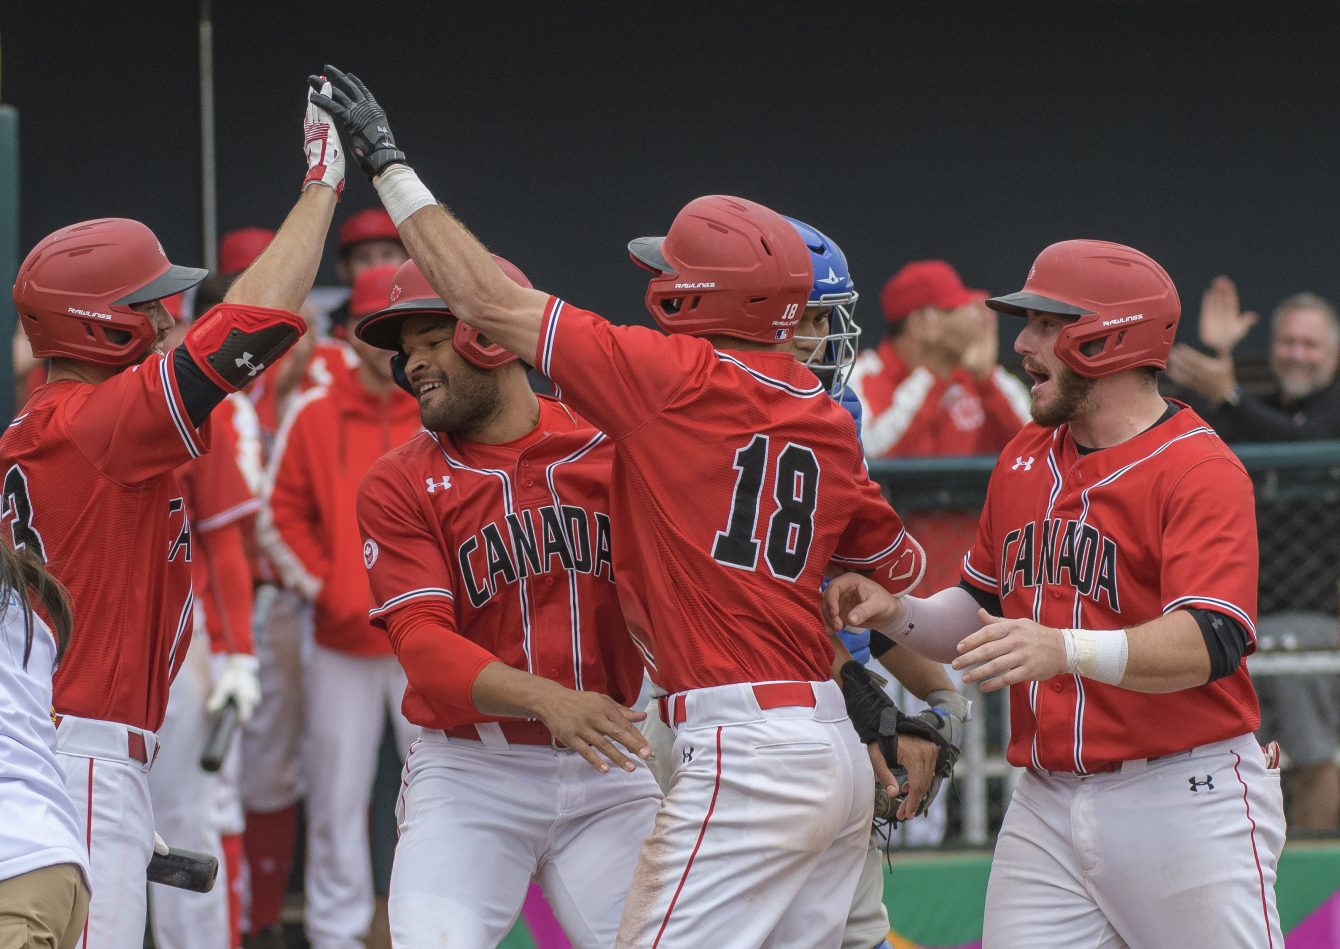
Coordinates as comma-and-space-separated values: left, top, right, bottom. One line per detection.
1062, 628, 1128, 685
373, 164, 437, 226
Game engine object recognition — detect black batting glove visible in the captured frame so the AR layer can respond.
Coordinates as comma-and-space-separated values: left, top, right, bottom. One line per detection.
307, 65, 406, 179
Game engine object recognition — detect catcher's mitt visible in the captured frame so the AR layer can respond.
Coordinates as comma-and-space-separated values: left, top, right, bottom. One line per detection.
842, 662, 970, 821
839, 661, 900, 765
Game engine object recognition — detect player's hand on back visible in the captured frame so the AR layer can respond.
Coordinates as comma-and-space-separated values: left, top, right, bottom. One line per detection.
952, 608, 1068, 692
536, 687, 652, 775
308, 65, 407, 180
822, 573, 902, 633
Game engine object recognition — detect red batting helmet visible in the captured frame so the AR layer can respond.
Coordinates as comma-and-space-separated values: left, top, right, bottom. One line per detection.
13, 218, 207, 367
627, 195, 812, 344
986, 239, 1180, 378
354, 256, 531, 371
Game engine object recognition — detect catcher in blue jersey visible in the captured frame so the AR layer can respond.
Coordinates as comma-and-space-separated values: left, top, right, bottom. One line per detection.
785, 216, 969, 949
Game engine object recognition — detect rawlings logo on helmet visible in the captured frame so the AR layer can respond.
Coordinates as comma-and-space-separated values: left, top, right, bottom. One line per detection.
389, 283, 403, 303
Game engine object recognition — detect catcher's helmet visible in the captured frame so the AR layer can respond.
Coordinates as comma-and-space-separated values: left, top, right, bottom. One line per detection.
628, 195, 811, 344
784, 216, 861, 394
987, 240, 1180, 378
13, 218, 207, 367
355, 256, 530, 391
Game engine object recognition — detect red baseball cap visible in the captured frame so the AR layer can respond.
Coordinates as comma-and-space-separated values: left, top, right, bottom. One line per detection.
880, 260, 987, 322
348, 263, 401, 320
218, 227, 275, 277
339, 209, 400, 251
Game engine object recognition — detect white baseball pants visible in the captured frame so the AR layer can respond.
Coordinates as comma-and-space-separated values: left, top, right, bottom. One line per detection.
616, 679, 873, 948
55, 716, 160, 949
389, 728, 662, 947
983, 732, 1286, 948
302, 644, 416, 949
147, 629, 230, 949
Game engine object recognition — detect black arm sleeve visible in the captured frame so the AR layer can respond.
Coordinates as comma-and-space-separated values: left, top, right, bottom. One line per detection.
869, 582, 1004, 659
171, 346, 229, 428
1192, 608, 1252, 682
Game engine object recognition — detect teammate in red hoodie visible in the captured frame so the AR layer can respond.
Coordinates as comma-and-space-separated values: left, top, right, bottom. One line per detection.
259, 262, 421, 949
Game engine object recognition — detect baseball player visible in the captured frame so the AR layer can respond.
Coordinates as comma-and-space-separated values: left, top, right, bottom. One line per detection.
0, 545, 87, 948
825, 240, 1286, 947
313, 65, 927, 946
785, 217, 968, 949
0, 82, 342, 946
351, 255, 661, 947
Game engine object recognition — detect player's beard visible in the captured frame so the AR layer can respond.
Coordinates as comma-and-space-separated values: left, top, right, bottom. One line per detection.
420, 373, 504, 436
1031, 362, 1096, 427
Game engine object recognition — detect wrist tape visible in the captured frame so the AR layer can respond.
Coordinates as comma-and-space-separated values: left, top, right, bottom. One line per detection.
1061, 628, 1129, 685
374, 164, 437, 226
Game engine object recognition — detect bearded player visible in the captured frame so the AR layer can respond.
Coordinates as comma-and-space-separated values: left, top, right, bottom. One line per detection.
0, 83, 344, 946
351, 256, 660, 946
316, 66, 927, 946
826, 240, 1285, 947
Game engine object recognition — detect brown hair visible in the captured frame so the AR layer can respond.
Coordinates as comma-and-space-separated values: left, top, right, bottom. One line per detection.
0, 544, 73, 669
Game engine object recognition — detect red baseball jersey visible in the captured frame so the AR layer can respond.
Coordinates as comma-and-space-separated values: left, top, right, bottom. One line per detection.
849, 341, 1031, 460
177, 394, 263, 654
264, 380, 421, 655
536, 298, 924, 695
356, 396, 644, 729
961, 403, 1261, 771
0, 356, 210, 731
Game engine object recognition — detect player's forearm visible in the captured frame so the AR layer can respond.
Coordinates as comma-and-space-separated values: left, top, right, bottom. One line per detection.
1118, 610, 1212, 692
876, 644, 955, 700
226, 187, 336, 314
199, 521, 256, 654
470, 660, 590, 721
374, 167, 545, 360
874, 586, 982, 664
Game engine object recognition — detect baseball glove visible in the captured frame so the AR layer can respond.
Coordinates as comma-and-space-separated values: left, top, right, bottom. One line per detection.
842, 662, 969, 821
839, 660, 900, 765
892, 688, 969, 817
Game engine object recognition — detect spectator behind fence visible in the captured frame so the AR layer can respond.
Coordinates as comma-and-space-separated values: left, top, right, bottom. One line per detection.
847, 260, 1032, 590
1167, 277, 1340, 832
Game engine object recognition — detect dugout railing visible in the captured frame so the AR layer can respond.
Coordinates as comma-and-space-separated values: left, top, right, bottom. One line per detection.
867, 440, 1340, 846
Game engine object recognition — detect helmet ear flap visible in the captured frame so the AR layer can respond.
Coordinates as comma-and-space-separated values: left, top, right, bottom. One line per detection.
389, 352, 414, 394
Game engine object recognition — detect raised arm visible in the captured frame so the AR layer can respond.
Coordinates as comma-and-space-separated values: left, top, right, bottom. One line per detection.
310, 66, 548, 360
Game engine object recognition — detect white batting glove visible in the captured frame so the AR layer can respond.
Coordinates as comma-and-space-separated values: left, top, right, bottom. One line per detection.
207, 653, 262, 724
303, 80, 345, 195
153, 831, 169, 856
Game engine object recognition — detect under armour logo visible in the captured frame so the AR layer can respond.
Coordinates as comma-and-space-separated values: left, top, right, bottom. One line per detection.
1189, 775, 1215, 792
235, 352, 264, 377
425, 475, 452, 493
682, 747, 694, 763
1012, 455, 1035, 471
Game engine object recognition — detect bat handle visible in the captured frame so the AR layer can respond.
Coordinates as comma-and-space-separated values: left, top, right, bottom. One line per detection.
200, 698, 239, 773
147, 846, 219, 892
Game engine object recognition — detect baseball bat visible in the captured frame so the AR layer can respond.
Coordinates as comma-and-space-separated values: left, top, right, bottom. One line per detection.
200, 697, 238, 773
147, 846, 219, 892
